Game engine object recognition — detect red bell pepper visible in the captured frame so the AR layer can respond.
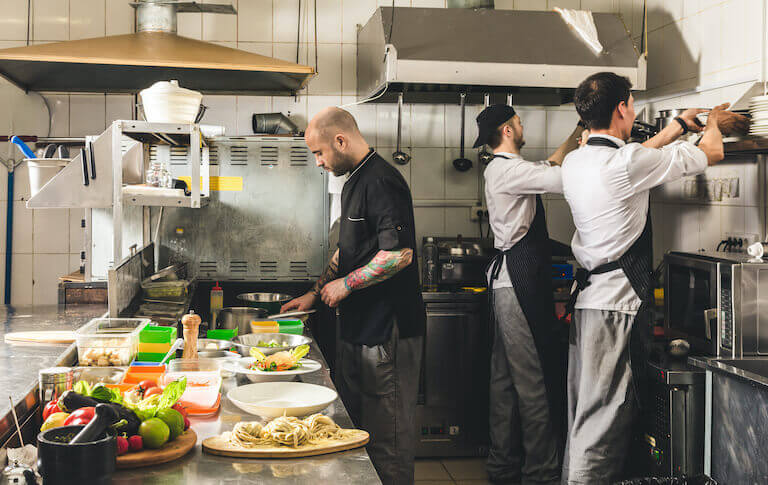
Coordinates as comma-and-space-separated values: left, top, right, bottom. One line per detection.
63, 406, 96, 426
43, 400, 62, 421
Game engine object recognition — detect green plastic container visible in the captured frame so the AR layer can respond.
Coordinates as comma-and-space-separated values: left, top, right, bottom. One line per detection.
139, 325, 176, 344
136, 351, 167, 362
278, 320, 304, 335
207, 328, 237, 341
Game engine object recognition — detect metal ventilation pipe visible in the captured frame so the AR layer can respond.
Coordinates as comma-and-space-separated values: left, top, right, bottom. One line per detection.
446, 0, 494, 8
136, 1, 178, 33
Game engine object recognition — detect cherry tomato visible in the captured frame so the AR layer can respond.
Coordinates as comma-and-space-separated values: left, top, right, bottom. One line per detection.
138, 379, 157, 390
144, 387, 163, 398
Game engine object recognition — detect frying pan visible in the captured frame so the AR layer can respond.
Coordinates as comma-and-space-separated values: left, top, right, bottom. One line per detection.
453, 93, 473, 172
478, 93, 494, 165
392, 92, 410, 165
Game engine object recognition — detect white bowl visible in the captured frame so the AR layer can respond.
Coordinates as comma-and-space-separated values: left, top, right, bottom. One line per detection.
223, 357, 322, 383
227, 382, 338, 418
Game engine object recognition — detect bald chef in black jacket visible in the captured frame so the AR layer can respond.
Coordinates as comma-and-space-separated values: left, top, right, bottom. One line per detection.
281, 107, 426, 485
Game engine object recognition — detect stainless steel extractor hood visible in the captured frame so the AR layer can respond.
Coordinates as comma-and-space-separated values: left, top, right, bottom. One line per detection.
357, 7, 646, 105
0, 1, 315, 95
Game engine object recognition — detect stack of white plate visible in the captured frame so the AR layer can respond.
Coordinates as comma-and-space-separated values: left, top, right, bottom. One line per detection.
748, 95, 768, 136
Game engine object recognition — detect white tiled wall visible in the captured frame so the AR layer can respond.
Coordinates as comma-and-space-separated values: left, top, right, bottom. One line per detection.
632, 0, 768, 265
1, 0, 764, 304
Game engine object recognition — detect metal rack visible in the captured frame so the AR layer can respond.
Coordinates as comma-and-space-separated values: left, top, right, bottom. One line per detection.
27, 120, 210, 270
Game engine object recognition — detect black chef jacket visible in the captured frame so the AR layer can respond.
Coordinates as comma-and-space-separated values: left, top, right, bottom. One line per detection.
337, 150, 426, 346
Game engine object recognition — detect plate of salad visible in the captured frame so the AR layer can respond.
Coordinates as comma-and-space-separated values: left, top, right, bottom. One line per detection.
223, 345, 322, 383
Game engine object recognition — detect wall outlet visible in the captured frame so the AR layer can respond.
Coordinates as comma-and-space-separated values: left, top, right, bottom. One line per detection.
469, 204, 485, 222
721, 232, 760, 253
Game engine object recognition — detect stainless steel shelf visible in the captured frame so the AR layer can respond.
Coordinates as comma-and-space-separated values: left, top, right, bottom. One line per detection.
123, 193, 209, 208
724, 136, 768, 155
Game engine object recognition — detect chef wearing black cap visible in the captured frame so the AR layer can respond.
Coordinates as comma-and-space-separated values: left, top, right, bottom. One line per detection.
477, 104, 582, 484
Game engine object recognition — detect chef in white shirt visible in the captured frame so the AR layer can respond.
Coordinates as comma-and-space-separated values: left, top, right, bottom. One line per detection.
476, 104, 581, 484
560, 71, 746, 484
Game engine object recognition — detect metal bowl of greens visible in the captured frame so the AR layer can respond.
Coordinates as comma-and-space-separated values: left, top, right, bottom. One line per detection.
232, 333, 312, 357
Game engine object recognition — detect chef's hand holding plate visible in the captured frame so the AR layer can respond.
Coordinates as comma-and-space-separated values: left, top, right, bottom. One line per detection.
678, 108, 708, 133
320, 278, 351, 308
281, 292, 318, 313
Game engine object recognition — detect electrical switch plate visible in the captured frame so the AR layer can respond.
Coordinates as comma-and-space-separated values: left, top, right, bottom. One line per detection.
469, 204, 484, 222
724, 232, 760, 252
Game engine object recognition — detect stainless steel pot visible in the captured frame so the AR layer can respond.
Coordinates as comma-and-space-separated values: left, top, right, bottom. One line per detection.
655, 108, 705, 131
215, 307, 268, 334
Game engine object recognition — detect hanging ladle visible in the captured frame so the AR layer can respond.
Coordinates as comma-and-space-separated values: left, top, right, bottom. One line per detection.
453, 92, 473, 172
392, 92, 411, 165
478, 93, 494, 165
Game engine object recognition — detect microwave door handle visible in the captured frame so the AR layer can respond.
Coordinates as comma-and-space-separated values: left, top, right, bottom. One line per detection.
703, 308, 717, 340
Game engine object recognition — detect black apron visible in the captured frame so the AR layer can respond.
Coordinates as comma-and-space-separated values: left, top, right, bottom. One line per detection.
566, 136, 654, 410
487, 154, 565, 439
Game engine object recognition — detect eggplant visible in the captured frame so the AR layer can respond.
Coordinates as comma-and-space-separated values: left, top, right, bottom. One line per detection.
58, 390, 100, 412
58, 390, 140, 436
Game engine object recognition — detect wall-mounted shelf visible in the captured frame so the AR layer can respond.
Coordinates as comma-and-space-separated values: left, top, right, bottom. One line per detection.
28, 120, 211, 265
724, 136, 768, 155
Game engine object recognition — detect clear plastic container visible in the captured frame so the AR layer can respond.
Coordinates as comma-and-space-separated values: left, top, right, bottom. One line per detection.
162, 358, 222, 411
141, 280, 190, 301
76, 318, 150, 367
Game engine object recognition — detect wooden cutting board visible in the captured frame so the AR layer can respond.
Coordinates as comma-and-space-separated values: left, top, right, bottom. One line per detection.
4, 331, 76, 344
202, 429, 369, 459
117, 429, 197, 469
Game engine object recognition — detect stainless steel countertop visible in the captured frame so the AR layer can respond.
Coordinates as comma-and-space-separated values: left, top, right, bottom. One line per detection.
0, 304, 107, 421
1, 305, 381, 484
689, 354, 768, 388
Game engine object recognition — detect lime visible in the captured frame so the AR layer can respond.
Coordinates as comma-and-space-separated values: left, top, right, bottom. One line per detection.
157, 408, 185, 440
139, 418, 170, 449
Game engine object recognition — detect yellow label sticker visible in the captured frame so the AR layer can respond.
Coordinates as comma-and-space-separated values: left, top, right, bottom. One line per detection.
178, 176, 243, 192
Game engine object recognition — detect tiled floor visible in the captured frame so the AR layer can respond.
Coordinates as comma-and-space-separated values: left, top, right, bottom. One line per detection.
415, 457, 491, 484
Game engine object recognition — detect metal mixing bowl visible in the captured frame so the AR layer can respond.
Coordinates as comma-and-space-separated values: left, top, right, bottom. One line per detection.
232, 333, 312, 357
236, 292, 293, 314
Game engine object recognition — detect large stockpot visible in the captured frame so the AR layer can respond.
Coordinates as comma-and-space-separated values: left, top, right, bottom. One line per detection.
215, 307, 268, 334
236, 292, 293, 314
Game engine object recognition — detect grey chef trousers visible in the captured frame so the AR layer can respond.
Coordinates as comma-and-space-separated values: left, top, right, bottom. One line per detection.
562, 309, 638, 485
337, 319, 423, 485
489, 287, 560, 485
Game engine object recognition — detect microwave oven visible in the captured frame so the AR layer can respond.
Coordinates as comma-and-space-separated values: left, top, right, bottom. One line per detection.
664, 251, 768, 358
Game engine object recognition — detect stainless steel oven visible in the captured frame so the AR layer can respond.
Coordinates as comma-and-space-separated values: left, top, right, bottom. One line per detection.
665, 251, 768, 358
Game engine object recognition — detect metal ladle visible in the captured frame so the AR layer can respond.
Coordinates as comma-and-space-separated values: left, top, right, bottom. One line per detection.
453, 93, 473, 172
392, 92, 411, 165
478, 93, 494, 165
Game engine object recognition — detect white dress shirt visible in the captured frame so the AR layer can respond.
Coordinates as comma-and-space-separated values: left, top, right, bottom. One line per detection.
484, 152, 563, 289
562, 134, 708, 314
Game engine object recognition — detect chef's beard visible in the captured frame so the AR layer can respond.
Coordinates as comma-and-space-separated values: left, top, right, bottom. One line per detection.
328, 146, 357, 176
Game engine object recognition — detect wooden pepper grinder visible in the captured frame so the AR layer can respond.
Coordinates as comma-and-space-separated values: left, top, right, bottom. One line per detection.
181, 311, 201, 360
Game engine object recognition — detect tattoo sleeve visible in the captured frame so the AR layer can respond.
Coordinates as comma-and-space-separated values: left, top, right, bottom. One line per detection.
343, 248, 413, 292
312, 250, 339, 295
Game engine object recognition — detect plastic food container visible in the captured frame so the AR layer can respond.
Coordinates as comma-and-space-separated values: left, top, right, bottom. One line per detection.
141, 280, 190, 301
76, 318, 150, 366
122, 364, 165, 384
138, 325, 177, 362
162, 359, 222, 412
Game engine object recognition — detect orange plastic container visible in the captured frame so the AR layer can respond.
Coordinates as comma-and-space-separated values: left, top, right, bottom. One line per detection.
122, 365, 165, 384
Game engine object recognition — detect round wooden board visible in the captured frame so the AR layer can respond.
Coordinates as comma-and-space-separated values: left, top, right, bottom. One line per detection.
4, 331, 76, 344
202, 430, 369, 459
116, 429, 197, 469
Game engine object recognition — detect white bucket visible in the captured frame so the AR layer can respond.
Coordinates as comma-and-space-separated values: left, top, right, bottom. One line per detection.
27, 158, 69, 197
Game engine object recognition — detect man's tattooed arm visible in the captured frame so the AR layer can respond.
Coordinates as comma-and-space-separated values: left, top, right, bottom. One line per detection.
311, 250, 339, 296
342, 248, 413, 291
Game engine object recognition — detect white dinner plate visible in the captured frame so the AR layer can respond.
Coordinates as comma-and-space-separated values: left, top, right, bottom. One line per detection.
228, 382, 338, 418
222, 356, 322, 383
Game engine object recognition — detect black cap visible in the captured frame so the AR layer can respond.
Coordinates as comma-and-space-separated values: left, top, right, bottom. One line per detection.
473, 104, 516, 148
